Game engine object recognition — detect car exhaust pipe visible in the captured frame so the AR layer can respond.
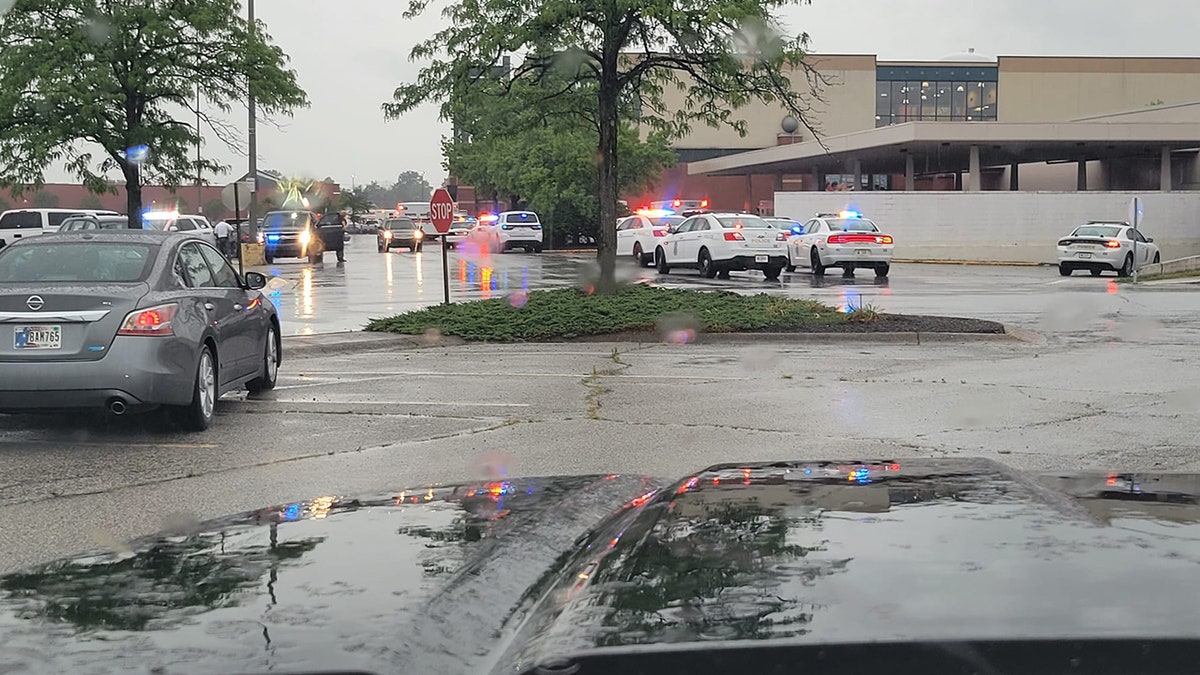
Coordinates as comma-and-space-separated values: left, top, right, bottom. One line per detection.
107, 398, 127, 416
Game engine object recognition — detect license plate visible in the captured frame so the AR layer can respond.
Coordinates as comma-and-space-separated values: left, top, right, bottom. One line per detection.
855, 249, 871, 255
754, 255, 769, 263
1077, 252, 1092, 259
14, 325, 61, 350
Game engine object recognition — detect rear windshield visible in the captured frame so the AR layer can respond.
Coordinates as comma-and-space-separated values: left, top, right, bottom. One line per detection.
387, 219, 417, 230
0, 212, 41, 230
650, 217, 683, 227
1072, 225, 1122, 238
504, 213, 540, 224
262, 212, 312, 230
0, 242, 155, 282
717, 216, 770, 229
828, 218, 879, 232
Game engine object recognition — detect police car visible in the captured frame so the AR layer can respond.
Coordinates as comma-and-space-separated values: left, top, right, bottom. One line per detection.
787, 210, 894, 277
654, 212, 788, 280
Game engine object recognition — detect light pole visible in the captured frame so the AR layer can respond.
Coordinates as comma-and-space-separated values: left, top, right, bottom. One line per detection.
196, 82, 202, 212
247, 0, 259, 241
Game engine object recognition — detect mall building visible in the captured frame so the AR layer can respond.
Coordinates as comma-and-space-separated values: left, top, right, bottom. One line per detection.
629, 52, 1200, 214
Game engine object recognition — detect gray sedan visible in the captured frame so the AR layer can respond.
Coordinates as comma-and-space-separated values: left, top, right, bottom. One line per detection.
0, 231, 280, 430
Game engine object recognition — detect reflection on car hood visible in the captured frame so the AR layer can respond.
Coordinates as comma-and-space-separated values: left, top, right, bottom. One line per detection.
3, 459, 1200, 674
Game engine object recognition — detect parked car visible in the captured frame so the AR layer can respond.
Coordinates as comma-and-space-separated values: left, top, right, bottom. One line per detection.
0, 231, 279, 430
0, 208, 120, 248
1056, 221, 1160, 277
57, 215, 136, 232
787, 211, 894, 278
475, 211, 545, 253
378, 217, 425, 252
655, 212, 788, 280
617, 212, 684, 267
141, 211, 217, 246
258, 210, 346, 263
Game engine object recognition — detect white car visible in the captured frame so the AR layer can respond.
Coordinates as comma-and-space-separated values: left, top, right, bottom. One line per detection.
476, 211, 544, 253
444, 215, 477, 248
1057, 221, 1160, 277
617, 212, 683, 266
787, 211, 894, 278
654, 212, 789, 280
142, 211, 218, 246
0, 208, 120, 248
764, 217, 803, 271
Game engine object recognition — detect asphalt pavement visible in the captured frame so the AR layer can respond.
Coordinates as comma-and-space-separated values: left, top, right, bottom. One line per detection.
1, 239, 1200, 573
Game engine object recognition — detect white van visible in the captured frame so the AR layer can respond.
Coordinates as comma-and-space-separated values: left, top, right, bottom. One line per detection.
0, 208, 120, 247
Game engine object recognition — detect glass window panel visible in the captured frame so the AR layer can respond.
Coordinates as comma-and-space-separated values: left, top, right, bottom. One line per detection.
876, 81, 890, 116
891, 81, 906, 123
936, 82, 951, 118
952, 82, 967, 119
905, 81, 921, 121
982, 82, 998, 120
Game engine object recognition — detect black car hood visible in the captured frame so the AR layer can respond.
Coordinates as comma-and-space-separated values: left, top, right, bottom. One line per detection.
3, 459, 1200, 674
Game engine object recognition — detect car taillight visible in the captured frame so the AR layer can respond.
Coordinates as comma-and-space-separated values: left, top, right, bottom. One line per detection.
652, 229, 668, 237
880, 235, 893, 244
723, 231, 744, 241
828, 233, 887, 245
1058, 239, 1070, 247
828, 234, 848, 244
118, 303, 177, 337
776, 232, 788, 241
1106, 240, 1121, 248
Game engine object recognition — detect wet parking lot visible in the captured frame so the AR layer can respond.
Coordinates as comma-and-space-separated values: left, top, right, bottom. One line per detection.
2, 234, 1200, 572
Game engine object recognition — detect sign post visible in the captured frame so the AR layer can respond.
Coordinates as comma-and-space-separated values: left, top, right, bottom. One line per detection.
429, 188, 455, 305
1129, 196, 1144, 283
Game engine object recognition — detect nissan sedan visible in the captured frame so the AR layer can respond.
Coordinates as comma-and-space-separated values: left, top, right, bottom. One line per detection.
0, 231, 280, 430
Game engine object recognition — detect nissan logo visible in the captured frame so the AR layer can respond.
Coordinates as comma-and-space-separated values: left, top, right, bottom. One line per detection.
26, 295, 44, 311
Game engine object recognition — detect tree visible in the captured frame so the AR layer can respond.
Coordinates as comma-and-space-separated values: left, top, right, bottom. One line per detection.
0, 0, 308, 220
79, 193, 104, 210
392, 171, 434, 202
0, 197, 9, 212
31, 191, 59, 208
336, 186, 373, 216
386, 0, 820, 290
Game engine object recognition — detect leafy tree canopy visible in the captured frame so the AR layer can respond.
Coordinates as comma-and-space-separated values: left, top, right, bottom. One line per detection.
0, 0, 308, 218
362, 171, 435, 208
385, 0, 819, 289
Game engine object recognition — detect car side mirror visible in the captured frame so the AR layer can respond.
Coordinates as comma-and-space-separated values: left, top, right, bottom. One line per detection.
1146, 237, 1154, 243
244, 271, 267, 290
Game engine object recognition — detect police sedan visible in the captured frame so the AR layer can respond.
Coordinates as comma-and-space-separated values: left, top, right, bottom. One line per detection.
787, 211, 894, 278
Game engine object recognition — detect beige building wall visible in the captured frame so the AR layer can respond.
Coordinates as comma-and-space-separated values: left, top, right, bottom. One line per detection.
663, 54, 877, 150
997, 57, 1200, 122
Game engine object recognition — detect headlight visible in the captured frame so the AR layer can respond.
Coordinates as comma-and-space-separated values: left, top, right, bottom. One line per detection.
299, 230, 312, 245
414, 230, 424, 239
383, 230, 393, 239
256, 232, 264, 244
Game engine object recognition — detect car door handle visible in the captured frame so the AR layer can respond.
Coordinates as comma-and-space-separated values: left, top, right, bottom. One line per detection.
204, 302, 215, 311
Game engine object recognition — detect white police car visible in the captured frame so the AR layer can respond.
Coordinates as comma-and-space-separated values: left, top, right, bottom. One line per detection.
476, 211, 544, 253
654, 212, 788, 280
787, 210, 894, 277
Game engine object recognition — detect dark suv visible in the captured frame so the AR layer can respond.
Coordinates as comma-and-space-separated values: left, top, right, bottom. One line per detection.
260, 210, 345, 263
377, 217, 425, 253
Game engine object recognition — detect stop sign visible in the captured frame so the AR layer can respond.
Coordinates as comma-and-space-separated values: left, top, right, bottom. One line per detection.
428, 188, 454, 234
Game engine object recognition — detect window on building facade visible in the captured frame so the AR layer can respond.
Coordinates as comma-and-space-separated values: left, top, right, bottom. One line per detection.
875, 65, 998, 127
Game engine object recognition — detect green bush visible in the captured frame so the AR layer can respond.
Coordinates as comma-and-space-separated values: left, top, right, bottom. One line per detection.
366, 285, 845, 341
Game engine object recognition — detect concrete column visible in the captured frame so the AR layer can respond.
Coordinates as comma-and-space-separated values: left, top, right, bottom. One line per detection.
811, 168, 822, 191
1009, 164, 1020, 191
954, 172, 963, 191
1077, 161, 1088, 191
904, 155, 915, 191
1161, 147, 1173, 192
774, 173, 784, 192
852, 159, 863, 192
744, 174, 754, 212
967, 145, 981, 191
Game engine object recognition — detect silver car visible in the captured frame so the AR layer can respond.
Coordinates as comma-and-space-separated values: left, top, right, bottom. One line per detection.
0, 231, 280, 430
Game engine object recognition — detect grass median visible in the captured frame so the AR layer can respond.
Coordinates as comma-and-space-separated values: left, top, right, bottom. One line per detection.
365, 285, 852, 341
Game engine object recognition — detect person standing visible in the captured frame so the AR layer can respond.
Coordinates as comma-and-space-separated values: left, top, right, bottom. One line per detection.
213, 219, 234, 257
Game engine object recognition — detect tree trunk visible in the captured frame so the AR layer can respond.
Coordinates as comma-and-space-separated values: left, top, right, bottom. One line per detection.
595, 68, 620, 293
123, 162, 142, 228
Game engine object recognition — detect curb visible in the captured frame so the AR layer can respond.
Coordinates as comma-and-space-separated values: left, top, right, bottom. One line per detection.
891, 259, 1049, 267
281, 324, 1040, 355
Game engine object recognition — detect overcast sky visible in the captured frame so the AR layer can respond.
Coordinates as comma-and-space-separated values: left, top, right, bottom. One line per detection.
41, 0, 1200, 189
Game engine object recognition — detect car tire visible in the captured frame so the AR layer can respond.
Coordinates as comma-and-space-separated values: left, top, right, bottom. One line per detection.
377, 241, 384, 253
1059, 264, 1072, 276
698, 249, 717, 279
875, 263, 890, 278
656, 248, 670, 274
264, 254, 274, 264
1118, 254, 1133, 278
810, 249, 825, 276
786, 265, 796, 273
415, 242, 423, 253
1090, 268, 1102, 277
247, 324, 280, 394
170, 346, 216, 431
533, 245, 543, 253
632, 243, 643, 265
763, 266, 782, 281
